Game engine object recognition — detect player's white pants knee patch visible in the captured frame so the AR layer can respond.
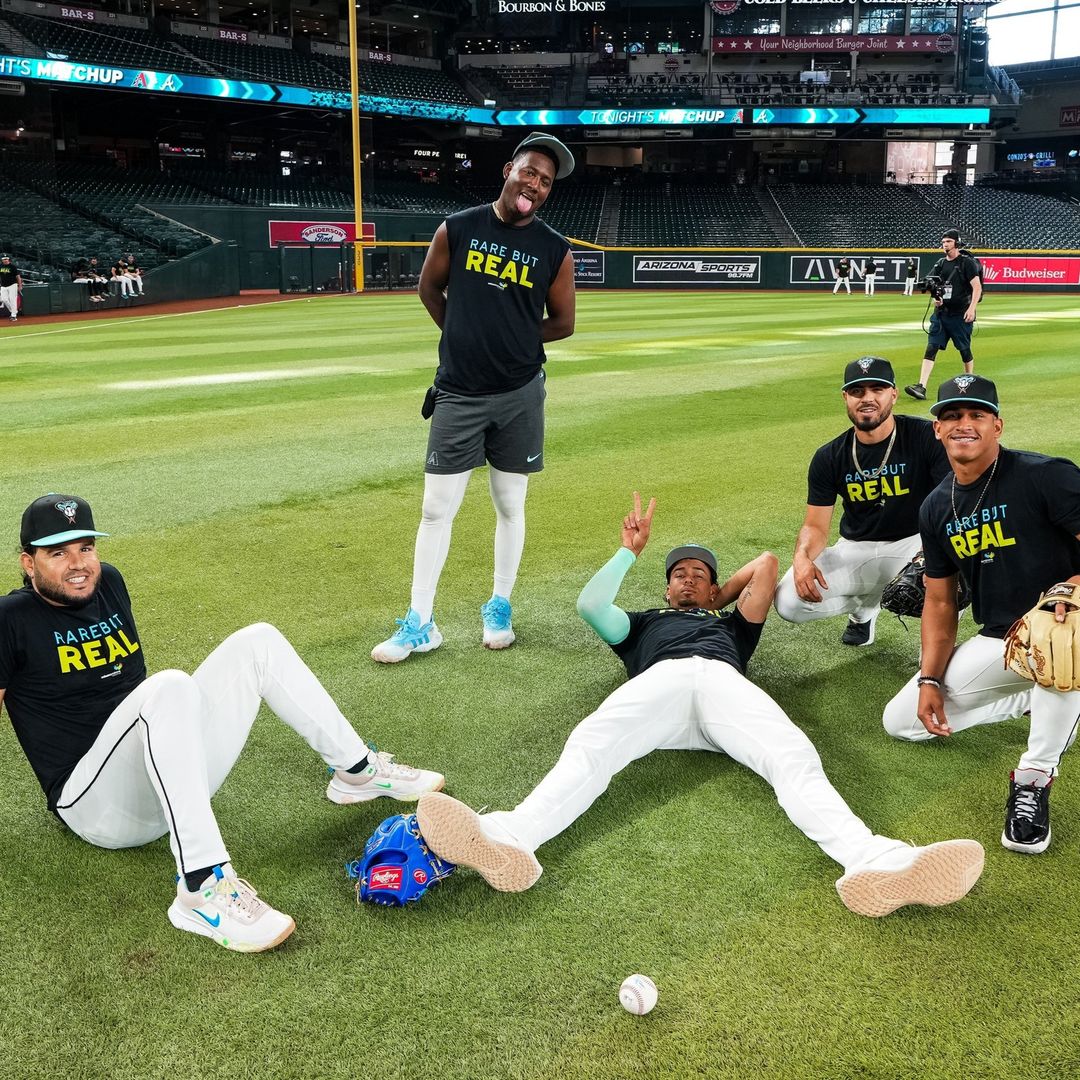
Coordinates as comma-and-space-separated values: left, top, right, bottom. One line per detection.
493, 656, 895, 870
56, 623, 369, 874
774, 534, 920, 624
882, 633, 1080, 773
489, 468, 528, 599
411, 470, 471, 621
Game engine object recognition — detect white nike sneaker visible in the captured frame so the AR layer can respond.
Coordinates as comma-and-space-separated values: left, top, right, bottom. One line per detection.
416, 792, 542, 892
326, 749, 445, 804
167, 864, 295, 952
835, 839, 985, 917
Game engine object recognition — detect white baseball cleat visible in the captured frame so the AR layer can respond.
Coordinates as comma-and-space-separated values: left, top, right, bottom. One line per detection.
417, 792, 542, 892
835, 839, 985, 917
326, 749, 445, 804
168, 864, 295, 952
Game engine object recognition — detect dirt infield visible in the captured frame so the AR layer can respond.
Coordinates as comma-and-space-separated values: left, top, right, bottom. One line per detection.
22, 290, 315, 326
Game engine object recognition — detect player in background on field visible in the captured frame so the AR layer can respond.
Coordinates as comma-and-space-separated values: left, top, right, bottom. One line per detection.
903, 256, 918, 297
863, 257, 878, 297
0, 495, 444, 953
832, 255, 851, 295
371, 132, 577, 663
774, 357, 949, 647
883, 376, 1080, 856
415, 492, 985, 917
0, 253, 23, 321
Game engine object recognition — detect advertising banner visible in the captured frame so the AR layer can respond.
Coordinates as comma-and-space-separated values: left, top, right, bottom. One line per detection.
790, 254, 918, 284
633, 255, 760, 285
573, 251, 605, 284
268, 220, 376, 247
980, 257, 1080, 286
712, 34, 956, 54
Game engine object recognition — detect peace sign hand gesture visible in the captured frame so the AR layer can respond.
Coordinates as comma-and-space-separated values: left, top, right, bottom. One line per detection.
621, 491, 657, 557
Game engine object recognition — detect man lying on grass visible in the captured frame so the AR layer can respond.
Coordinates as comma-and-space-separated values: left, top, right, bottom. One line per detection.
417, 492, 985, 917
0, 494, 444, 953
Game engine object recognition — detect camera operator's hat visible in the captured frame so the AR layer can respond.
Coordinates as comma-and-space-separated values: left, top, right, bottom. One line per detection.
842, 356, 895, 390
930, 374, 1000, 416
666, 544, 718, 583
21, 494, 109, 547
512, 132, 575, 179
942, 228, 962, 242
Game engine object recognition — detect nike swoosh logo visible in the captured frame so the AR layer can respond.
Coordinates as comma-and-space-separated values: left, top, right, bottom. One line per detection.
195, 909, 221, 927
374, 782, 394, 789
527, 454, 542, 462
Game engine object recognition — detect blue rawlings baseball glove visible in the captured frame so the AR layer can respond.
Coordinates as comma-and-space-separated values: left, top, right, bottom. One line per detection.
346, 813, 456, 906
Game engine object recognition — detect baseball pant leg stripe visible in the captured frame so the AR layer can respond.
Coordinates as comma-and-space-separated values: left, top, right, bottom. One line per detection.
1019, 689, 1080, 775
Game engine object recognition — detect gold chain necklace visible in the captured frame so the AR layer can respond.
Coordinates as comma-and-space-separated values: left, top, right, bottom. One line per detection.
951, 454, 999, 527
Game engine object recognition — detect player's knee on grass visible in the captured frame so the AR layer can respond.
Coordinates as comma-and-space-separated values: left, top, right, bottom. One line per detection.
882, 690, 934, 742
772, 573, 808, 623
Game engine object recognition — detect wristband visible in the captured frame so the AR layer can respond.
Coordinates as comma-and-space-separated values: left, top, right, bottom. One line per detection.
916, 676, 943, 689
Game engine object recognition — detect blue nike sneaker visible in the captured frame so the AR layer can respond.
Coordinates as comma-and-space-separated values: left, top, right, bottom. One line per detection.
371, 608, 443, 663
481, 595, 516, 650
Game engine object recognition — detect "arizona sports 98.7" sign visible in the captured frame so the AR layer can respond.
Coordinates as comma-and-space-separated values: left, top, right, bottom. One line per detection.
633, 255, 760, 285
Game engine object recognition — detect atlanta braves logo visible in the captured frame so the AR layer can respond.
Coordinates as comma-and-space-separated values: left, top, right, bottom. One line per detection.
55, 500, 79, 524
954, 376, 976, 393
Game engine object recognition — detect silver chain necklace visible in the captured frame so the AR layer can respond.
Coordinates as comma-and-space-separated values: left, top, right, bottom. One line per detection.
951, 454, 999, 527
851, 423, 898, 509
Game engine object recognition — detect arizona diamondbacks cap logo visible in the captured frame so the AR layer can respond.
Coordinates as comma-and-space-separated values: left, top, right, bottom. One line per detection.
858, 358, 873, 372
55, 500, 79, 524
954, 376, 976, 392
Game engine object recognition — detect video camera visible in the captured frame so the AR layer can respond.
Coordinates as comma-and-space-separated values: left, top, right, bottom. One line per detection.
918, 273, 946, 301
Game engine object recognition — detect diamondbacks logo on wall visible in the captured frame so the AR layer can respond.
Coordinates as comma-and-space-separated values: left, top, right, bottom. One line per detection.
55, 500, 79, 524
953, 376, 976, 393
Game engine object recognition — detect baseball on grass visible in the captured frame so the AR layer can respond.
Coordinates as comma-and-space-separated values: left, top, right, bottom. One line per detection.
619, 974, 658, 1015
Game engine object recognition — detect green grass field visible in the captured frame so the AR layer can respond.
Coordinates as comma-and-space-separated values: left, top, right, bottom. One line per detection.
1, 289, 1079, 1080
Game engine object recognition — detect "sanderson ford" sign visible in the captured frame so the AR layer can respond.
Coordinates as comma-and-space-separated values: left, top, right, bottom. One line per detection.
633, 256, 761, 285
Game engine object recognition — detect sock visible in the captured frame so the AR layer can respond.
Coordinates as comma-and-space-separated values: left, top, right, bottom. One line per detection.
183, 865, 218, 893
345, 755, 370, 775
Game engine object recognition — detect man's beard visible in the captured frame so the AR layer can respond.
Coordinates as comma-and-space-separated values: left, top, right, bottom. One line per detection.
849, 406, 892, 433
33, 575, 100, 609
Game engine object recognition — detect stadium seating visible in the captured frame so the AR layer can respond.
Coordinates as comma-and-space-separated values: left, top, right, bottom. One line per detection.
176, 35, 336, 88
169, 166, 353, 209
316, 54, 473, 104
365, 178, 475, 216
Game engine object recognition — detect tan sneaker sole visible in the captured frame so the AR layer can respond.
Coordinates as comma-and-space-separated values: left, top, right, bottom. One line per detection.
417, 792, 541, 892
836, 839, 985, 917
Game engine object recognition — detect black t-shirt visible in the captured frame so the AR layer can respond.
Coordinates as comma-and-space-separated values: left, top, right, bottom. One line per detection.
0, 264, 19, 287
436, 204, 570, 396
864, 260, 878, 277
921, 448, 1080, 637
906, 258, 918, 277
611, 607, 763, 680
807, 414, 950, 542
837, 259, 850, 278
929, 254, 978, 314
0, 563, 147, 808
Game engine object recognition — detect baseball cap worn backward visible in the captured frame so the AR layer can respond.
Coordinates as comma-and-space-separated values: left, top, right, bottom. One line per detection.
21, 494, 109, 547
842, 356, 895, 391
666, 545, 718, 582
930, 374, 1000, 417
513, 132, 575, 180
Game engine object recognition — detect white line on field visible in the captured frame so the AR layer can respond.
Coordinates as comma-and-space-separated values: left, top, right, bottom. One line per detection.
107, 364, 386, 390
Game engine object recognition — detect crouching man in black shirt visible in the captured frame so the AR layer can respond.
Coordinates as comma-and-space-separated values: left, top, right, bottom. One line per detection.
416, 493, 984, 917
0, 495, 444, 952
883, 376, 1080, 855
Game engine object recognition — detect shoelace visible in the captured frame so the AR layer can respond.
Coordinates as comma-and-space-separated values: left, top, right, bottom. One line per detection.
1011, 786, 1042, 822
391, 615, 427, 644
214, 875, 268, 920
372, 750, 419, 780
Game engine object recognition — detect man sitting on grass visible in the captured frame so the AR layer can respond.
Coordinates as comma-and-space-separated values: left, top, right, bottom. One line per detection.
417, 492, 985, 917
0, 494, 444, 953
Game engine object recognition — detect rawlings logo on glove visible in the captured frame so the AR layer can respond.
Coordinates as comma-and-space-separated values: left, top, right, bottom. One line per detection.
346, 813, 455, 906
1003, 582, 1080, 692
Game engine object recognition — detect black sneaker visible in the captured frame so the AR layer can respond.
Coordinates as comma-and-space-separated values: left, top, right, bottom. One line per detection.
841, 616, 875, 647
904, 383, 927, 401
1001, 773, 1052, 854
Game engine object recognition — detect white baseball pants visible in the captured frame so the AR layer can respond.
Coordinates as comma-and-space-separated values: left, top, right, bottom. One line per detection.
483, 656, 901, 870
904, 278, 916, 296
865, 276, 876, 296
833, 279, 850, 294
774, 534, 921, 625
55, 623, 369, 876
883, 633, 1080, 773
114, 277, 134, 297
1, 284, 18, 317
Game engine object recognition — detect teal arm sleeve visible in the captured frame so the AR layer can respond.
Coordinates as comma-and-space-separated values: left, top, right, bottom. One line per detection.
576, 547, 635, 645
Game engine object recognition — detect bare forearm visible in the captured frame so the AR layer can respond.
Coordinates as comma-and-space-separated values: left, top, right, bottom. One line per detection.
794, 523, 827, 564
920, 598, 958, 677
418, 285, 446, 330
541, 314, 574, 342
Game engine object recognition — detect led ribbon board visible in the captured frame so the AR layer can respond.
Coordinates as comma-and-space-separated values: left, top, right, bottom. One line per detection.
0, 55, 991, 126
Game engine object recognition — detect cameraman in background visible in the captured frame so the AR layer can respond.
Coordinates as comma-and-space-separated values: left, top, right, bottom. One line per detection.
904, 229, 981, 402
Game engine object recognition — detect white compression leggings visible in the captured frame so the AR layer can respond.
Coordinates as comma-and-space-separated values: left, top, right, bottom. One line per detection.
410, 468, 529, 622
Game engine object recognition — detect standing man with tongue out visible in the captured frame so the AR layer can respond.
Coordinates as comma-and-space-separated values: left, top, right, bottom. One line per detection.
372, 133, 577, 663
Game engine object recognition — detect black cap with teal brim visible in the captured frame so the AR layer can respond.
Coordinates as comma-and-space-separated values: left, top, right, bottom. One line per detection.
21, 494, 109, 547
512, 132, 575, 179
842, 356, 895, 390
930, 374, 1000, 416
666, 545, 718, 583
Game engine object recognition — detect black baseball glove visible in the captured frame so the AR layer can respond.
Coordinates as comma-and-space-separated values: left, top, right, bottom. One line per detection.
881, 551, 971, 619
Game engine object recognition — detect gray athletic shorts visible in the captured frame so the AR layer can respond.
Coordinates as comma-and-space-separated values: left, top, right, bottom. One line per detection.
425, 370, 546, 474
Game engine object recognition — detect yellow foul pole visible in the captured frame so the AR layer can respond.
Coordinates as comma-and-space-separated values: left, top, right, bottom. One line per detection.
348, 0, 364, 292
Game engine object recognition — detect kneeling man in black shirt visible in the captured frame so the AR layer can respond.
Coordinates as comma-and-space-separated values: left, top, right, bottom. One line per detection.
416, 493, 984, 917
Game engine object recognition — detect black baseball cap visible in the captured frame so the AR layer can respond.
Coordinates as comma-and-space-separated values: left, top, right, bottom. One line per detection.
930, 374, 1000, 416
942, 228, 961, 242
512, 132, 575, 179
842, 356, 895, 391
21, 494, 109, 547
666, 545, 718, 583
